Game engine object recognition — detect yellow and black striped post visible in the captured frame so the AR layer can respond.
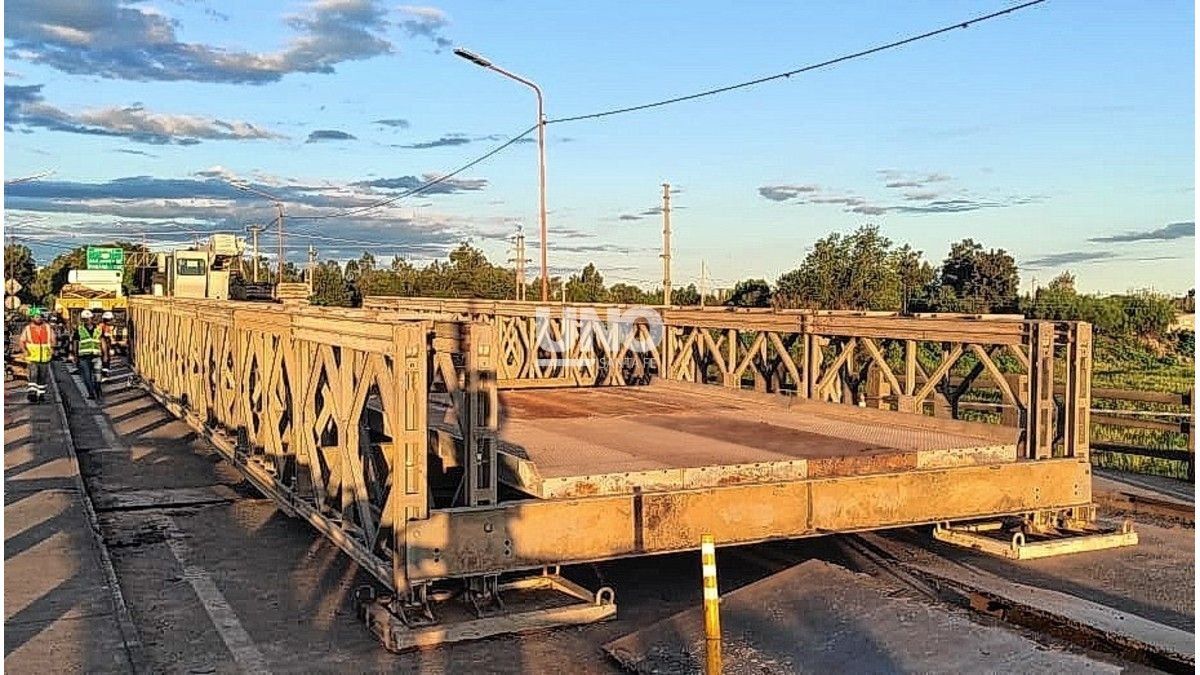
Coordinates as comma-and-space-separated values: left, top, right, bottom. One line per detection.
701, 534, 722, 674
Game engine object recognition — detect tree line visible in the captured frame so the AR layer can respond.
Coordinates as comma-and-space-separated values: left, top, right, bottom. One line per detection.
5, 225, 1189, 341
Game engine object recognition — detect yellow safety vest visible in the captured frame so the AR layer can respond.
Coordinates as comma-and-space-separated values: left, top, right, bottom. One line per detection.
24, 324, 53, 363
78, 325, 102, 356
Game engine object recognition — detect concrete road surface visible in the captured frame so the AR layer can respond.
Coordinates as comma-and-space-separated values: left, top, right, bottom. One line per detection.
4, 378, 140, 673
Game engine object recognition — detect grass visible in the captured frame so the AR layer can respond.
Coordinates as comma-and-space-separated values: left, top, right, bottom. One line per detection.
1092, 336, 1194, 393
1088, 336, 1193, 480
1091, 452, 1189, 480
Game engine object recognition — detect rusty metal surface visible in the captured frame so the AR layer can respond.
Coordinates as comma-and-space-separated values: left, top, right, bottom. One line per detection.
493, 383, 1017, 498
405, 458, 1093, 581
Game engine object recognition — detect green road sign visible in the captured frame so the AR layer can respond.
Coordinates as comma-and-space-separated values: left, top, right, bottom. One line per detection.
86, 247, 125, 270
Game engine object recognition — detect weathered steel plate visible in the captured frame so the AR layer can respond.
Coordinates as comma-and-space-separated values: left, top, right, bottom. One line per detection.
487, 383, 1017, 499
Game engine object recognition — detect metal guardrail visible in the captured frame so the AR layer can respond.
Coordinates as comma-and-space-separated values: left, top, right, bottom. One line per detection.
1088, 387, 1194, 481
364, 296, 1094, 463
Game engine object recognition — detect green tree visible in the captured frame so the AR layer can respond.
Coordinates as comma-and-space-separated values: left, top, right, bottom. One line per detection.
310, 260, 354, 306
565, 263, 607, 302
1047, 271, 1076, 293
32, 246, 86, 304
936, 239, 1019, 313
776, 225, 905, 310
725, 279, 772, 307
608, 283, 652, 304
4, 244, 37, 304
441, 243, 513, 298
895, 244, 936, 312
1027, 270, 1081, 322
1120, 290, 1177, 338
673, 284, 701, 305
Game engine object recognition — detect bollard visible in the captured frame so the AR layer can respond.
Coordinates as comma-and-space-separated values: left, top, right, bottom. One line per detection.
701, 534, 722, 675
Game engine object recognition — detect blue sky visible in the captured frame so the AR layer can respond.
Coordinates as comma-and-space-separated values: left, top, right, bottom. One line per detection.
4, 0, 1195, 294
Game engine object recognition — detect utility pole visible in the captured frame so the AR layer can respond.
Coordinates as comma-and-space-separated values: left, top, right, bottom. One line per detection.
227, 180, 285, 282
661, 183, 672, 306
275, 203, 285, 282
700, 260, 708, 308
509, 226, 528, 301
307, 245, 317, 293
246, 225, 263, 282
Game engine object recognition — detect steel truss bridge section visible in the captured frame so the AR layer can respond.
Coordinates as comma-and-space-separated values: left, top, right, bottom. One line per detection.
129, 296, 1097, 648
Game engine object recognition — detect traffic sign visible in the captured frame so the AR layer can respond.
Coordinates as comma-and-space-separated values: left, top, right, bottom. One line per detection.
4, 278, 21, 296
87, 247, 125, 270
4, 296, 21, 310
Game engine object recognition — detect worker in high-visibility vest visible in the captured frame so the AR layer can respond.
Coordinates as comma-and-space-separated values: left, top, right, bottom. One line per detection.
72, 309, 104, 400
16, 307, 56, 403
99, 311, 116, 378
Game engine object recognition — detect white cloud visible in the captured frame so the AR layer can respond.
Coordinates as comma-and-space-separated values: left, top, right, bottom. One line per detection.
6, 84, 283, 144
4, 0, 440, 84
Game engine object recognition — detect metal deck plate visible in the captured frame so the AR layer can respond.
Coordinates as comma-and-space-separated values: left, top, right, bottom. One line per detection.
483, 383, 1019, 498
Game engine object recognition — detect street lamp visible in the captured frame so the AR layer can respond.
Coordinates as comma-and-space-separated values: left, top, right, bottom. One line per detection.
454, 47, 550, 302
228, 180, 286, 282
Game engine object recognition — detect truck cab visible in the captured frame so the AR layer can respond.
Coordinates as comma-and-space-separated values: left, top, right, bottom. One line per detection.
159, 234, 244, 299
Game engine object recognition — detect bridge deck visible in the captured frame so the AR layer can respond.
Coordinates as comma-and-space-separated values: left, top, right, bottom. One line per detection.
490, 381, 1020, 499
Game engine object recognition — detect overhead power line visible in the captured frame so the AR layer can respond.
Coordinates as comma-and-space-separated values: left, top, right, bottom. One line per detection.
548, 0, 1046, 124
280, 2, 1043, 223
285, 231, 435, 250
289, 124, 537, 222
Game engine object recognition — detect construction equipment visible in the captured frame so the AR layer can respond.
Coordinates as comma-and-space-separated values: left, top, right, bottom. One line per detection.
54, 268, 129, 353
153, 234, 245, 300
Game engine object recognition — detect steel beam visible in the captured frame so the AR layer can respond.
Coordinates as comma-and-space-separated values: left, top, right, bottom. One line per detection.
404, 458, 1092, 581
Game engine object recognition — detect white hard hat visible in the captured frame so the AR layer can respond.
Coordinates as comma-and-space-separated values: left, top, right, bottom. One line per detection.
80, 309, 94, 319
102, 311, 115, 320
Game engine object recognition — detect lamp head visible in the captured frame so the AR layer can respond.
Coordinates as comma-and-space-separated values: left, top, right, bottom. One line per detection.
453, 47, 492, 68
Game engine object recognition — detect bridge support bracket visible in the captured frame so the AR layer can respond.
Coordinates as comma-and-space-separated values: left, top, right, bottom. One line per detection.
356, 569, 616, 653
932, 509, 1138, 560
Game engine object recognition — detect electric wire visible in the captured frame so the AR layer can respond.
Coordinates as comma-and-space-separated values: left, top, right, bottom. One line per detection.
547, 0, 1047, 124
287, 125, 537, 221
274, 1, 1044, 225
12, 1, 1050, 276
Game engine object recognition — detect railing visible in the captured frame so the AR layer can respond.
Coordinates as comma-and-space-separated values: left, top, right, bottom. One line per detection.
1090, 387, 1194, 480
129, 297, 498, 595
663, 308, 1091, 462
364, 297, 1092, 462
953, 381, 1194, 480
363, 297, 661, 387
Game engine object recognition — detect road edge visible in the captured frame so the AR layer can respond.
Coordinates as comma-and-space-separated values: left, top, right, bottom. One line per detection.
48, 363, 149, 674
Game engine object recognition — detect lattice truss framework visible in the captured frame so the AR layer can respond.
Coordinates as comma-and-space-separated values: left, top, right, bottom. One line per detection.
133, 297, 1092, 597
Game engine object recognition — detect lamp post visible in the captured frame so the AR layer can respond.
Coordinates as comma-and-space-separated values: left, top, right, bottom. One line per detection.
454, 47, 549, 302
228, 181, 286, 283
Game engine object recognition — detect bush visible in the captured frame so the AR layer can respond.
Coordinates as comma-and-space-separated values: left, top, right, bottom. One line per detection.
1173, 329, 1195, 359
1026, 286, 1177, 339
1120, 290, 1176, 338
